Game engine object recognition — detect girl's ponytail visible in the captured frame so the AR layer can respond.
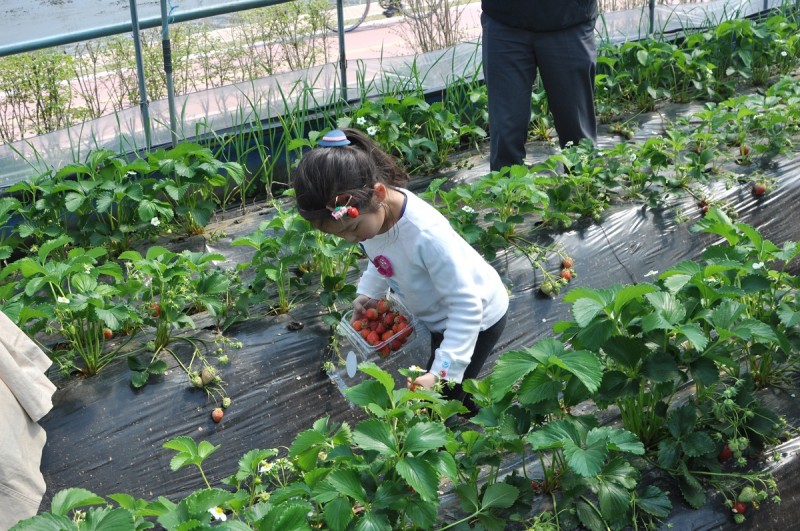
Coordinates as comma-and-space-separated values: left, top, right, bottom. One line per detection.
342, 128, 409, 188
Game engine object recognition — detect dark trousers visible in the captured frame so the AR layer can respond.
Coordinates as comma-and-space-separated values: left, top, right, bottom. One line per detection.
481, 13, 598, 171
427, 312, 507, 416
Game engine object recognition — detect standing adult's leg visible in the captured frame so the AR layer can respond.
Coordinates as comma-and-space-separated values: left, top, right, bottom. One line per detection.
481, 13, 538, 172
534, 19, 598, 149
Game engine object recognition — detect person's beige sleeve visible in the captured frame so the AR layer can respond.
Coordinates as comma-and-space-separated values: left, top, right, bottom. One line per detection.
0, 310, 57, 529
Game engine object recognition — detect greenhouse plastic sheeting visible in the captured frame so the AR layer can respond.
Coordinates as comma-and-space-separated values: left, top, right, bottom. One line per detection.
34, 99, 800, 525
0, 0, 784, 189
0, 0, 778, 50
0, 41, 483, 190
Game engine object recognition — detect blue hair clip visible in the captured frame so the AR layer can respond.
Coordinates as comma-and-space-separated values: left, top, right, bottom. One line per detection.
318, 129, 351, 147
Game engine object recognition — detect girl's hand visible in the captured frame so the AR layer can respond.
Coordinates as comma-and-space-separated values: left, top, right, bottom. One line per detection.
407, 372, 437, 391
352, 295, 374, 321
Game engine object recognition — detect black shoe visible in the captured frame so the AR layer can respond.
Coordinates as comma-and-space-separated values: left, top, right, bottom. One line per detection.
383, 6, 399, 17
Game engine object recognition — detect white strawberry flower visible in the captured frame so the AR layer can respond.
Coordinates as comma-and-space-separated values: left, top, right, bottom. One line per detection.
367, 126, 378, 136
208, 507, 226, 521
57, 296, 70, 304
259, 460, 274, 474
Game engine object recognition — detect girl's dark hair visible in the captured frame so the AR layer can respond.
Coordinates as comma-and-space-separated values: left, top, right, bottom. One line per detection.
292, 128, 409, 220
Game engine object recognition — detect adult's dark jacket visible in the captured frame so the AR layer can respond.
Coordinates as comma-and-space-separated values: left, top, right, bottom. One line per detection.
481, 0, 599, 32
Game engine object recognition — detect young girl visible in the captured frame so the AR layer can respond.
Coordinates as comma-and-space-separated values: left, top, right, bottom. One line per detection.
293, 128, 509, 415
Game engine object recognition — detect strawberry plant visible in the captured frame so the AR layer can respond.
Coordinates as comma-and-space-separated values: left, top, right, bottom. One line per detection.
471, 339, 668, 530
232, 201, 314, 315
303, 225, 361, 327
422, 165, 550, 260
0, 235, 139, 375
51, 149, 173, 254
119, 246, 237, 392
342, 92, 480, 175
688, 209, 800, 387
0, 196, 20, 262
148, 142, 244, 235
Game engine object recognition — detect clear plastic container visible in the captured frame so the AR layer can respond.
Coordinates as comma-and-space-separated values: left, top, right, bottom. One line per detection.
337, 295, 419, 361
328, 295, 431, 400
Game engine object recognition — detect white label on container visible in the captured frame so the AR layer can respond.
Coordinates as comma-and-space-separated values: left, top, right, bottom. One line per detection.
346, 351, 358, 378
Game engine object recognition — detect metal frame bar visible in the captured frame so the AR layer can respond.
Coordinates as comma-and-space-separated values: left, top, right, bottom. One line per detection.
0, 0, 294, 58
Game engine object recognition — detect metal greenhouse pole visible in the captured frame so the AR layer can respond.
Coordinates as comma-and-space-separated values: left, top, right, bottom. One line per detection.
129, 0, 152, 149
332, 0, 349, 101
161, 0, 179, 147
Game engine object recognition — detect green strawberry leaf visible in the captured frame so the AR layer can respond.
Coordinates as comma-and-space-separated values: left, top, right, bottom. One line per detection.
325, 469, 368, 504
396, 456, 439, 502
353, 419, 397, 455
403, 422, 447, 454
635, 485, 672, 517
480, 482, 519, 510
50, 488, 106, 516
324, 497, 353, 531
489, 350, 537, 399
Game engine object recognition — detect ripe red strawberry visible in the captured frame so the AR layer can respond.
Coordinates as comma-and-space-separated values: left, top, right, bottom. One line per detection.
381, 330, 394, 342
718, 443, 733, 462
103, 328, 113, 340
391, 339, 403, 351
733, 501, 747, 514
352, 320, 363, 331
365, 308, 379, 321
753, 182, 767, 196
211, 408, 224, 423
561, 257, 574, 269
378, 346, 391, 357
396, 323, 412, 339
375, 323, 386, 335
560, 269, 572, 282
377, 299, 391, 314
383, 313, 396, 326
366, 331, 380, 346
148, 302, 161, 318
740, 144, 751, 156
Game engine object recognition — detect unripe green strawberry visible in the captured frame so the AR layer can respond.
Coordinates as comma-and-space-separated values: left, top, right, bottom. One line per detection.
738, 486, 757, 503
540, 281, 555, 296
200, 367, 216, 386
222, 397, 231, 409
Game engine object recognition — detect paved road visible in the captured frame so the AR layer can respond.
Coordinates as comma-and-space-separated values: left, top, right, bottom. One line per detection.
334, 2, 482, 61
